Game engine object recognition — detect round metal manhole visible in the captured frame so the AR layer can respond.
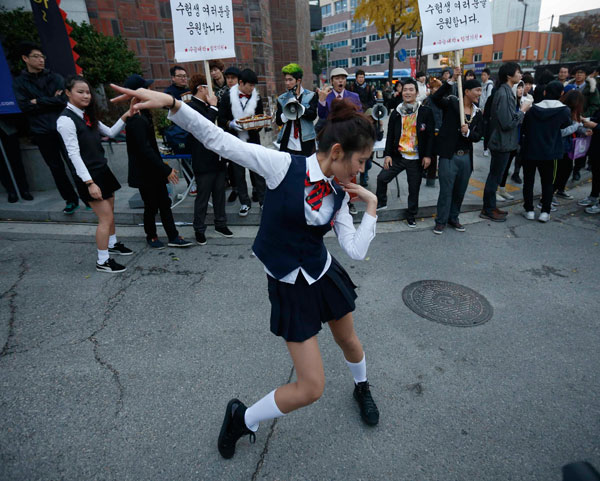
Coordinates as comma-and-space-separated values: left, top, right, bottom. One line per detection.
402, 280, 493, 327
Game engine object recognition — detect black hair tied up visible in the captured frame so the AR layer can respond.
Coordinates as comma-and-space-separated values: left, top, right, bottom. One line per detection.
317, 99, 375, 156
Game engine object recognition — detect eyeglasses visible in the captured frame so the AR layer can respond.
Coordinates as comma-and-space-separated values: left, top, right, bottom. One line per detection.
29, 54, 46, 59
174, 74, 188, 79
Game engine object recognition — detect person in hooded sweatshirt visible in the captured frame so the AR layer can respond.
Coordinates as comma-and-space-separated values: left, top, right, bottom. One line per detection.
520, 81, 572, 223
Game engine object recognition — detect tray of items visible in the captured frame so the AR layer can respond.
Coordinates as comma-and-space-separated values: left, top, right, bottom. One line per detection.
237, 114, 272, 130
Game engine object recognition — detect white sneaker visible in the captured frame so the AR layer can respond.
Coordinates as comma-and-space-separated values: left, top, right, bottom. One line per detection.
537, 203, 557, 212
499, 188, 515, 200
585, 204, 600, 214
551, 196, 560, 206
496, 192, 506, 202
578, 196, 598, 206
239, 205, 251, 217
538, 212, 551, 223
523, 211, 535, 220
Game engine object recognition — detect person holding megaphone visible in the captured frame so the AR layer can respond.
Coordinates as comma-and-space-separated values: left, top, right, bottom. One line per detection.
274, 63, 318, 156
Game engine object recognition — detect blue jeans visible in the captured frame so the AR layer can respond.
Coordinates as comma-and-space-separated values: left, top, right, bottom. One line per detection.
436, 153, 471, 225
483, 150, 511, 212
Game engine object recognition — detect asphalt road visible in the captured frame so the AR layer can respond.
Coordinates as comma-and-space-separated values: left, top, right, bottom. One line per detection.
1, 183, 599, 481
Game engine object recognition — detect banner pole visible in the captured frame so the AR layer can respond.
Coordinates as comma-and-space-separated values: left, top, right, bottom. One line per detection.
455, 50, 465, 125
0, 135, 22, 201
204, 61, 214, 97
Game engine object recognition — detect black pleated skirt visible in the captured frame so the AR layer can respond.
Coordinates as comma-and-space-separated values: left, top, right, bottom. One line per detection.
267, 256, 358, 342
76, 165, 121, 203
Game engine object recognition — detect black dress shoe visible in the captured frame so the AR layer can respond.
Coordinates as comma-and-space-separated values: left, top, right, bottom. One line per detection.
8, 192, 18, 203
227, 190, 238, 203
218, 399, 256, 459
572, 171, 581, 181
21, 191, 33, 201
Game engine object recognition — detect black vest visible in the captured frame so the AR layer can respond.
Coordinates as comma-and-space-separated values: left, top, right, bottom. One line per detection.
60, 108, 107, 173
252, 155, 345, 280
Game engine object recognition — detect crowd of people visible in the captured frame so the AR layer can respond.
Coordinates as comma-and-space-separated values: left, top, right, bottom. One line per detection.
3, 40, 599, 270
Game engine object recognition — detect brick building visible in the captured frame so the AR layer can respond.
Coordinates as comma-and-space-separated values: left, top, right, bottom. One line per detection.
462, 30, 562, 72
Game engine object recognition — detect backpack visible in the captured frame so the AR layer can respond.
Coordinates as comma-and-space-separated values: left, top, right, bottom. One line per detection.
163, 123, 189, 153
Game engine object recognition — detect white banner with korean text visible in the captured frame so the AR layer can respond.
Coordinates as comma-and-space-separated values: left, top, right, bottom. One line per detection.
418, 0, 493, 55
170, 0, 235, 62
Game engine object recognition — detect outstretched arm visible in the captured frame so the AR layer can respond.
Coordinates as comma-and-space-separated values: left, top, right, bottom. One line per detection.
111, 85, 290, 189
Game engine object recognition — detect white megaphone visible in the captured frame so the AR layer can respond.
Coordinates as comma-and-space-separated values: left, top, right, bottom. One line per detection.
282, 97, 305, 120
371, 102, 388, 121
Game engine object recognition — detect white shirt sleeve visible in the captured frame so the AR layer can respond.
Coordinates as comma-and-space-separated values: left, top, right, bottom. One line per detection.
333, 195, 377, 260
56, 115, 92, 183
168, 102, 291, 189
97, 118, 125, 138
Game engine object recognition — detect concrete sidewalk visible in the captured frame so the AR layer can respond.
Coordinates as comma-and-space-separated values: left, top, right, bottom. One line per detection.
0, 142, 591, 225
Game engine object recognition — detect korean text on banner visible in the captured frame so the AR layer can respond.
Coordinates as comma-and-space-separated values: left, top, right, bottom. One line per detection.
418, 0, 493, 55
170, 0, 235, 62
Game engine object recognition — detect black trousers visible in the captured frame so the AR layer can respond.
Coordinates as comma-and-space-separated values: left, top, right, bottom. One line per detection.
33, 132, 78, 204
553, 153, 573, 193
231, 161, 265, 206
0, 130, 30, 195
193, 170, 227, 233
376, 155, 422, 217
500, 150, 520, 187
523, 159, 555, 214
138, 182, 179, 241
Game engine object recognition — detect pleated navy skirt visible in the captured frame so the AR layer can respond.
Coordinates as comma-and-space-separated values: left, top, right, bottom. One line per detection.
75, 165, 121, 203
267, 256, 358, 342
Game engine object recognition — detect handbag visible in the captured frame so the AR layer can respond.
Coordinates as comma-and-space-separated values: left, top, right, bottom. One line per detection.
568, 135, 592, 160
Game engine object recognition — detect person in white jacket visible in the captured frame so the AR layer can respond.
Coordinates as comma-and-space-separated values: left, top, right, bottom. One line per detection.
416, 71, 429, 103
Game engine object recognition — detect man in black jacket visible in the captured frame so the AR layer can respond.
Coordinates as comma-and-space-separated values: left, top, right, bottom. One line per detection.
124, 75, 192, 249
217, 68, 266, 216
431, 76, 484, 234
375, 78, 434, 226
12, 42, 79, 214
186, 73, 233, 245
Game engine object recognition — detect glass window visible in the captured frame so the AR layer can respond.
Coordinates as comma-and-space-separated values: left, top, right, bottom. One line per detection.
492, 51, 503, 61
321, 4, 332, 17
351, 20, 367, 33
351, 37, 367, 53
335, 0, 347, 14
473, 53, 482, 62
351, 56, 366, 66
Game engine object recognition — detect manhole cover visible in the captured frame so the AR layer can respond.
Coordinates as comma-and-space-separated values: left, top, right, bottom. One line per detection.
402, 280, 493, 326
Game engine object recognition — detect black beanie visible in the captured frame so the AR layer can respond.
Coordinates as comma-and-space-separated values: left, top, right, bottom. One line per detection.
463, 79, 481, 93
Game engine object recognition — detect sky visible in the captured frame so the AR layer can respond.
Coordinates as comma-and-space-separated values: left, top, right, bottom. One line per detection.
537, 0, 600, 29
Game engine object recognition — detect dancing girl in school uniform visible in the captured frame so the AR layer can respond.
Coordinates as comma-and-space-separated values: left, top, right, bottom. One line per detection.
57, 76, 133, 273
111, 84, 380, 458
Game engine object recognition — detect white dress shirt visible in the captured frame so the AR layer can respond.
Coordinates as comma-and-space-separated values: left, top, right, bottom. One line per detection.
169, 102, 377, 285
319, 88, 346, 107
56, 103, 125, 182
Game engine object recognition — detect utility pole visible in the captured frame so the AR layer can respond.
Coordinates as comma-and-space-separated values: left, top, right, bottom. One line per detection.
518, 0, 528, 60
544, 14, 554, 61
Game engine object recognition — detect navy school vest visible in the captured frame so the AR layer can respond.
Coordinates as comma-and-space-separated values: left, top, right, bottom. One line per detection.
252, 154, 346, 280
60, 108, 107, 173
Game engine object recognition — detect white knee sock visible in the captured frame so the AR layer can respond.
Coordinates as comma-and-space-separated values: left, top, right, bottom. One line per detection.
97, 249, 109, 264
345, 354, 367, 384
244, 390, 285, 432
108, 234, 117, 248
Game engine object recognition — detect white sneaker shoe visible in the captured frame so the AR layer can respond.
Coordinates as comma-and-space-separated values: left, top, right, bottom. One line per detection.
523, 211, 535, 220
537, 203, 557, 212
578, 196, 598, 207
499, 188, 515, 200
585, 204, 600, 214
239, 205, 251, 217
496, 192, 506, 202
538, 212, 551, 223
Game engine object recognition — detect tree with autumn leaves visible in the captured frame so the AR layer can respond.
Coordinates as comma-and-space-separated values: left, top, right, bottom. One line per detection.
353, 0, 421, 83
553, 14, 600, 61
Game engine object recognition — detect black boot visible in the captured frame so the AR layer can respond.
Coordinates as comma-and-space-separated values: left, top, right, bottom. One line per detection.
353, 381, 379, 426
218, 398, 256, 459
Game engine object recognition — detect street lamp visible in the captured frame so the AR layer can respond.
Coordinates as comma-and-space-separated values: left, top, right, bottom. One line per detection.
518, 0, 528, 61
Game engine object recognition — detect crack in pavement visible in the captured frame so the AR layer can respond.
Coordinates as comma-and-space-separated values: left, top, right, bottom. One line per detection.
86, 251, 206, 417
251, 366, 295, 481
0, 257, 29, 359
